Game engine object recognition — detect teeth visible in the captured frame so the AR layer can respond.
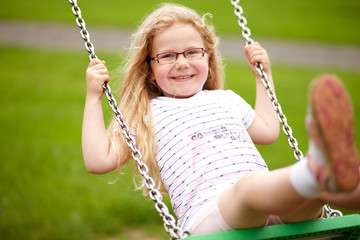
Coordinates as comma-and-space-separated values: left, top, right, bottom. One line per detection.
174, 75, 192, 79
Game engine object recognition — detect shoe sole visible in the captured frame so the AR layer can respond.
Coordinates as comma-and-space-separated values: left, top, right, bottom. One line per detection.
310, 74, 359, 192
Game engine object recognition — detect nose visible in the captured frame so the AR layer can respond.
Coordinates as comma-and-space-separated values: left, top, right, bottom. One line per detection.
175, 54, 189, 69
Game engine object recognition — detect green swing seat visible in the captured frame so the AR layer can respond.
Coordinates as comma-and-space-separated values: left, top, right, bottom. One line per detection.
185, 214, 360, 240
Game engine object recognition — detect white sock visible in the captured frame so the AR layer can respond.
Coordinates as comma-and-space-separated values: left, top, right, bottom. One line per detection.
309, 140, 327, 166
308, 140, 337, 192
290, 158, 322, 199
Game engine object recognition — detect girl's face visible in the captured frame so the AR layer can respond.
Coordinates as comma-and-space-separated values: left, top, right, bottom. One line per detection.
150, 23, 209, 98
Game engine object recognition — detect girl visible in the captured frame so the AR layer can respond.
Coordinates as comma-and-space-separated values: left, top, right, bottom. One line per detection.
82, 3, 360, 235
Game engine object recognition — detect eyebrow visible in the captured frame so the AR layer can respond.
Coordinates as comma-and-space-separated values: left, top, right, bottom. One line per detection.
155, 46, 204, 54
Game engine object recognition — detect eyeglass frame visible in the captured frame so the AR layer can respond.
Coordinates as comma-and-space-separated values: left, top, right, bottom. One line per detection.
150, 47, 207, 64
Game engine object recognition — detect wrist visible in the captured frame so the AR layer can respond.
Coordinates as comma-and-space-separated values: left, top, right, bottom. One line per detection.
85, 93, 103, 104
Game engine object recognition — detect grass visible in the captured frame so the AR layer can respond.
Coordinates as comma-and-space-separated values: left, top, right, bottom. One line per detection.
0, 45, 359, 239
0, 46, 169, 240
0, 0, 360, 45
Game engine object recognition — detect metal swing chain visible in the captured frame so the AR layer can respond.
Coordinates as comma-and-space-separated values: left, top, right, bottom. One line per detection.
230, 0, 303, 162
230, 0, 342, 218
67, 0, 190, 239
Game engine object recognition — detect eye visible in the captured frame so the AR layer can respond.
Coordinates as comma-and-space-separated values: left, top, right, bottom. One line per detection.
185, 48, 202, 58
158, 52, 176, 60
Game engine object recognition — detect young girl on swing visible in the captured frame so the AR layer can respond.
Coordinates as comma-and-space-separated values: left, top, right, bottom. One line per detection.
82, 3, 360, 235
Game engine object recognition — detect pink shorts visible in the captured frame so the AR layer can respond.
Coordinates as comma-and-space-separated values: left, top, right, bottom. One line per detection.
190, 196, 324, 235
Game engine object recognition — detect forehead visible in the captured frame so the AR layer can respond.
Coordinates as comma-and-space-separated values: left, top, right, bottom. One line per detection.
151, 23, 204, 53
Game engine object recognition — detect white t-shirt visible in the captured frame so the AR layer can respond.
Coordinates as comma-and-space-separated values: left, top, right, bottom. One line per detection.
151, 90, 269, 230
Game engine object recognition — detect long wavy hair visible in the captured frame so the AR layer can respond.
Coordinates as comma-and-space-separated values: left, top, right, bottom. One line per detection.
108, 3, 225, 195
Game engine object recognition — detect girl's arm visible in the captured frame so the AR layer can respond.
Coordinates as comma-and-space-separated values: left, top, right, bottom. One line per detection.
82, 59, 127, 174
245, 42, 280, 145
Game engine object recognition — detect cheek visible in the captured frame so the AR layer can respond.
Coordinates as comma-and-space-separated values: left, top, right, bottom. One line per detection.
199, 61, 210, 79
153, 67, 167, 80
150, 65, 164, 82
151, 65, 171, 87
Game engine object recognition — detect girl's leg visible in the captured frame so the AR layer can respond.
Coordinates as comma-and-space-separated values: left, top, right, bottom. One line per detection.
277, 199, 324, 223
219, 167, 322, 229
220, 74, 359, 229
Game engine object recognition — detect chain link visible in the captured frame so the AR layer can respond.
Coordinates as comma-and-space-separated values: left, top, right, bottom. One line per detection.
68, 0, 190, 239
230, 0, 253, 45
324, 204, 343, 218
69, 1, 96, 60
230, 0, 343, 218
231, 0, 303, 162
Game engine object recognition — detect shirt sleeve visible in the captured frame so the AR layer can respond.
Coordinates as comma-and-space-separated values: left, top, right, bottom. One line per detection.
225, 90, 255, 129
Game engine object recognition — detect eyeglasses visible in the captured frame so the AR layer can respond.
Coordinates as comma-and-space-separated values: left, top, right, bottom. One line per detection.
150, 48, 206, 65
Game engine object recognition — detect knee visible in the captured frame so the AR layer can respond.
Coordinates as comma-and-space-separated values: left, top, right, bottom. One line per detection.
231, 172, 261, 208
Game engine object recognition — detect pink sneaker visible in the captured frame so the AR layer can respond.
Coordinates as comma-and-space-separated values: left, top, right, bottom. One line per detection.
307, 74, 359, 192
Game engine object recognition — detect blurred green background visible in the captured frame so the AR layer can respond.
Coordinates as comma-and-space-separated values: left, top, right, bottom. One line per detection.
0, 1, 359, 239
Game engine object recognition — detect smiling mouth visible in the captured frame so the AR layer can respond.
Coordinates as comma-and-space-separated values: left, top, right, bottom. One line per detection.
172, 75, 195, 80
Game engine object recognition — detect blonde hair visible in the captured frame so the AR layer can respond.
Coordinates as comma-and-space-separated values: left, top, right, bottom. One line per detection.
108, 3, 225, 195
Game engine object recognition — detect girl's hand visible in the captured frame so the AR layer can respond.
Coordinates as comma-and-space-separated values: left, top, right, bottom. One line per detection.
245, 42, 279, 145
86, 59, 110, 99
244, 42, 272, 78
